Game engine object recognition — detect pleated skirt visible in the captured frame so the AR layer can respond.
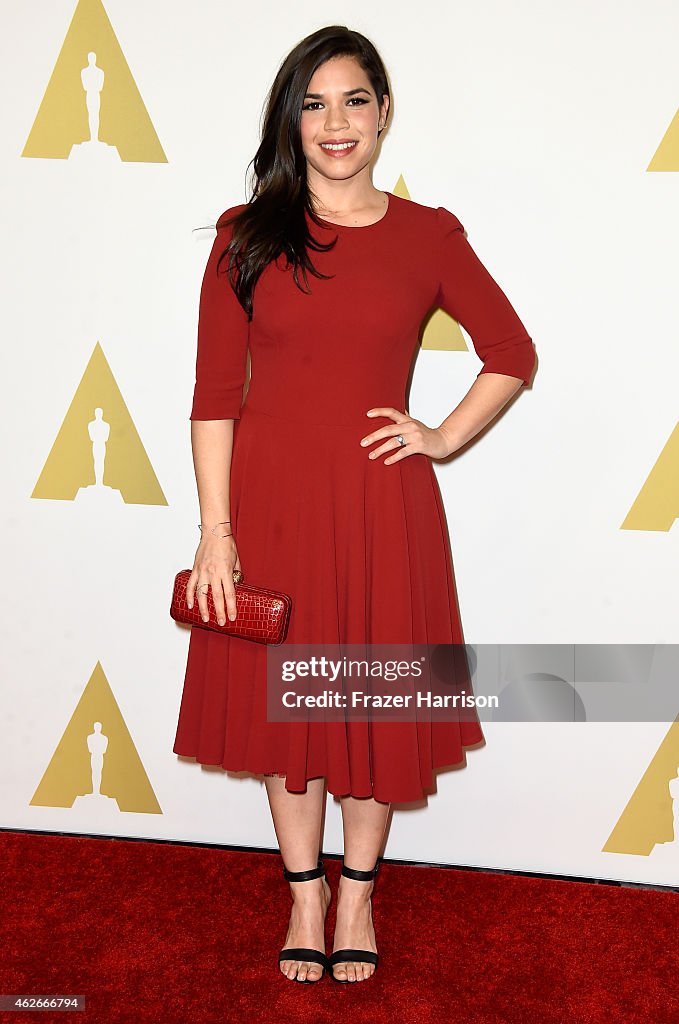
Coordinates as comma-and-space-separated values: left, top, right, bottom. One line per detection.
173, 403, 484, 802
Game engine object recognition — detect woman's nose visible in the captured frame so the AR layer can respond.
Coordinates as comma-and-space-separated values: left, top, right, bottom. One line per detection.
325, 112, 350, 129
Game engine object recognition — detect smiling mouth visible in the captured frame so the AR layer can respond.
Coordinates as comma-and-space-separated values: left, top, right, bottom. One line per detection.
319, 141, 358, 153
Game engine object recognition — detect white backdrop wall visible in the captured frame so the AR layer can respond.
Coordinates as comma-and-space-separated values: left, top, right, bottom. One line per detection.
1, 0, 678, 886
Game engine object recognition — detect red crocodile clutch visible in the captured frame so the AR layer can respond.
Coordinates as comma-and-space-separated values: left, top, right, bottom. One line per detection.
170, 568, 292, 645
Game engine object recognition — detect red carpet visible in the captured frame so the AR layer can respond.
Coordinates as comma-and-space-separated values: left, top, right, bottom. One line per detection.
1, 830, 678, 1023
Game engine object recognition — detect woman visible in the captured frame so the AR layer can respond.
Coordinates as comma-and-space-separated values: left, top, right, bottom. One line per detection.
173, 25, 536, 985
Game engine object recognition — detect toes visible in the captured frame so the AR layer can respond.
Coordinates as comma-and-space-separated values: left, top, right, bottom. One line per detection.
298, 960, 322, 982
281, 958, 324, 982
333, 960, 376, 982
285, 960, 298, 980
281, 958, 298, 981
352, 961, 374, 982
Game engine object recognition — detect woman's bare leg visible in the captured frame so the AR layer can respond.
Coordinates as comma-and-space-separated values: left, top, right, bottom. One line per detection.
332, 794, 390, 982
264, 775, 331, 982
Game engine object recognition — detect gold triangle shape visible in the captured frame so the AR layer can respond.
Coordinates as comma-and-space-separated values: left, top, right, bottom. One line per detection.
22, 0, 167, 162
620, 422, 679, 532
421, 306, 469, 352
602, 714, 679, 855
31, 340, 168, 505
30, 660, 162, 814
647, 107, 679, 171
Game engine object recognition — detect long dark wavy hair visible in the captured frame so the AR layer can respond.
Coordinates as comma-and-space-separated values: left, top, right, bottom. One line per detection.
216, 25, 390, 319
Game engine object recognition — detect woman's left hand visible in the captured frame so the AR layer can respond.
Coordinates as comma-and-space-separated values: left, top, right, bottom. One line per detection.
360, 407, 452, 464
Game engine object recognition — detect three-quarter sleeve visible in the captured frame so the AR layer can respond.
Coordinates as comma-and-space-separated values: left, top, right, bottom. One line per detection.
189, 207, 249, 420
434, 206, 536, 386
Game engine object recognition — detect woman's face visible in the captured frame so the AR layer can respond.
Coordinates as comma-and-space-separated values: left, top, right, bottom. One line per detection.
300, 54, 388, 186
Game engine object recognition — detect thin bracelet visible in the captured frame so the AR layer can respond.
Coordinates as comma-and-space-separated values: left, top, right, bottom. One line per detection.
198, 521, 233, 539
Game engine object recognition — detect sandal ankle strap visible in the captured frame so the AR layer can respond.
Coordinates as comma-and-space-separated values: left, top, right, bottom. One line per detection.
282, 856, 325, 882
341, 860, 379, 881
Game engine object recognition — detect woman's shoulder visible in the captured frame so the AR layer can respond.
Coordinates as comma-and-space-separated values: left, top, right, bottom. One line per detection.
215, 202, 249, 232
388, 192, 467, 238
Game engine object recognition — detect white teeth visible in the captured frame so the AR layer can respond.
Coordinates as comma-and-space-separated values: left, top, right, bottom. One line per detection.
320, 142, 357, 151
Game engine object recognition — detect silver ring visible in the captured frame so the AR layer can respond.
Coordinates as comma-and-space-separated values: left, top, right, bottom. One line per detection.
396, 434, 406, 446
197, 583, 210, 595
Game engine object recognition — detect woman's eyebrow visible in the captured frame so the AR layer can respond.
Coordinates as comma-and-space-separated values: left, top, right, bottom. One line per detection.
303, 87, 371, 99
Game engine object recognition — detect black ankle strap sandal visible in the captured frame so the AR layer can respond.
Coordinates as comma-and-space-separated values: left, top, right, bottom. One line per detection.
327, 860, 380, 982
340, 862, 380, 881
278, 857, 330, 983
282, 857, 326, 883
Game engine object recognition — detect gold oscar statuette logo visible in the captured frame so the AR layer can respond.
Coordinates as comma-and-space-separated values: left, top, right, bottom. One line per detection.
22, 0, 167, 163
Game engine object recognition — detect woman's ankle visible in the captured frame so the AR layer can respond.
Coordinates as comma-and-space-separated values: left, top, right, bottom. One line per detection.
337, 877, 374, 901
289, 876, 329, 902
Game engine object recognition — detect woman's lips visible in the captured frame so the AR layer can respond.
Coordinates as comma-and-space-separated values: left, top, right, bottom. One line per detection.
319, 141, 358, 158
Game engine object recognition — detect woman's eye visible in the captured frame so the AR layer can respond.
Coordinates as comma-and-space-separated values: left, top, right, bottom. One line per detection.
302, 98, 369, 111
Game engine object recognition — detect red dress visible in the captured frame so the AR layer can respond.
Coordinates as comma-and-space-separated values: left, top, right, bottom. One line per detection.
172, 191, 535, 802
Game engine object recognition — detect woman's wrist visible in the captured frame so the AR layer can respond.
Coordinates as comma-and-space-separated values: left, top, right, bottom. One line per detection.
198, 520, 233, 538
436, 424, 461, 458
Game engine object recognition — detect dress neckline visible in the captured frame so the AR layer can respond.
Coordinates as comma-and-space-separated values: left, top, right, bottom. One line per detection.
312, 191, 392, 231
